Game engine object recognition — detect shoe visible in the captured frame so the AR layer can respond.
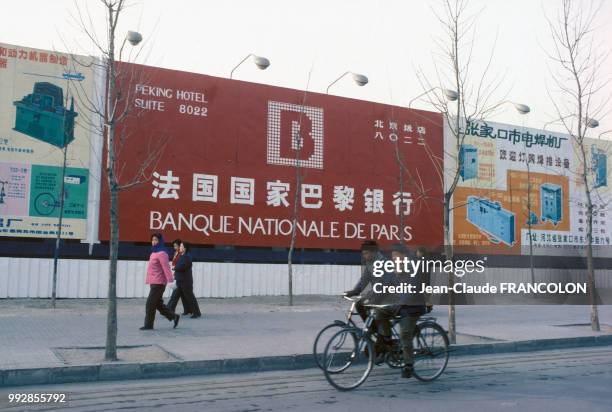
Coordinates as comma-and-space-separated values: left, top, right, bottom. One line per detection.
181, 312, 192, 316
139, 326, 153, 330
402, 366, 413, 379
190, 314, 201, 319
173, 314, 180, 328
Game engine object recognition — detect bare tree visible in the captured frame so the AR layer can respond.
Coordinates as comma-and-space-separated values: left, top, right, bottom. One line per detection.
71, 0, 166, 360
415, 0, 506, 343
546, 0, 611, 331
287, 66, 315, 306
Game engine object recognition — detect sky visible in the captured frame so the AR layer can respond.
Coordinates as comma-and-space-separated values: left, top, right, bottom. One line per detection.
4, 0, 612, 136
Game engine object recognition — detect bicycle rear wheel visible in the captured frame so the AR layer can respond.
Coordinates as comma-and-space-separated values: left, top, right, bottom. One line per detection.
412, 322, 449, 381
313, 321, 348, 371
323, 328, 374, 391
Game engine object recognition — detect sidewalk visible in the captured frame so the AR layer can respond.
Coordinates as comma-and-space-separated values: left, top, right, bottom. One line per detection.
1, 296, 611, 384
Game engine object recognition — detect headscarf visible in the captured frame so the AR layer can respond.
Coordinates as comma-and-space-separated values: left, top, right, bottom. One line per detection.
151, 233, 171, 258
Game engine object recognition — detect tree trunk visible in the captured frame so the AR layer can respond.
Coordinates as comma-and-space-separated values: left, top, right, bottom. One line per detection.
444, 197, 456, 344
585, 189, 600, 331
105, 181, 119, 360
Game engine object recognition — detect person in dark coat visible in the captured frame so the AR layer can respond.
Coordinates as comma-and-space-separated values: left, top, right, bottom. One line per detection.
167, 242, 201, 318
168, 238, 193, 316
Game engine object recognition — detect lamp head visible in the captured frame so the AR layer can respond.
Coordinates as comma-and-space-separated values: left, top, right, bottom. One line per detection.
253, 55, 270, 70
443, 89, 458, 101
351, 72, 369, 87
586, 117, 599, 128
126, 31, 143, 46
513, 103, 531, 115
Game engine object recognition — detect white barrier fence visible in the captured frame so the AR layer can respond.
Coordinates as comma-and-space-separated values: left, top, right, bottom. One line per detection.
0, 258, 360, 298
0, 258, 610, 299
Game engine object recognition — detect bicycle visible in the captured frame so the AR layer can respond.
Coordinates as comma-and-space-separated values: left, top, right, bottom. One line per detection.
321, 303, 449, 391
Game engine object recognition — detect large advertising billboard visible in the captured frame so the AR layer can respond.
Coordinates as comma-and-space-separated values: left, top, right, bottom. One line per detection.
0, 43, 96, 239
447, 119, 611, 254
98, 63, 444, 249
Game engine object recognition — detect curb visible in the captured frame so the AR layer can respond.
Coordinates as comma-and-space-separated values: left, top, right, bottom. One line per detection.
2, 334, 611, 387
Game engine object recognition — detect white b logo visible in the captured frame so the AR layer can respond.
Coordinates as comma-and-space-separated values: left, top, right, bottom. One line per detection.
267, 101, 324, 169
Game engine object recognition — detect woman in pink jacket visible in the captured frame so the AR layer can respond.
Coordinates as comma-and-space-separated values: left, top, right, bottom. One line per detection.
140, 233, 180, 330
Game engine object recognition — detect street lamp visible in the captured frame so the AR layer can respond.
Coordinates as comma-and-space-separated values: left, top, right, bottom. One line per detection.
486, 100, 531, 115
586, 117, 600, 129
230, 54, 270, 79
543, 115, 598, 130
408, 87, 458, 108
326, 71, 369, 94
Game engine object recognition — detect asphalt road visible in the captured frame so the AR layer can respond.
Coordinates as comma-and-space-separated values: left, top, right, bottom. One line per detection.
1, 346, 611, 412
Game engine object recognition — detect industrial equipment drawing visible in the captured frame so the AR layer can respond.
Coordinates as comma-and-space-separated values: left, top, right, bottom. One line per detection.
466, 195, 516, 246
33, 175, 86, 216
540, 183, 562, 226
591, 145, 607, 189
459, 145, 478, 181
13, 82, 78, 148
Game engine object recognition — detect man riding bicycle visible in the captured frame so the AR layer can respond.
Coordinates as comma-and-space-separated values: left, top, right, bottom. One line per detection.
374, 244, 431, 379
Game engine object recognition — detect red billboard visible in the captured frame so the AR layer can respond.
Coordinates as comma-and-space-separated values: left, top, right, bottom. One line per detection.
99, 63, 444, 249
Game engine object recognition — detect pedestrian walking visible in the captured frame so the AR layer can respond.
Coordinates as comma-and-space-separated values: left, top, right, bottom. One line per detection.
140, 233, 180, 330
167, 238, 193, 315
171, 242, 202, 318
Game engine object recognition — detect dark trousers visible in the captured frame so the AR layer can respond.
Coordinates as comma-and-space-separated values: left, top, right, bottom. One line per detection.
375, 307, 419, 366
167, 281, 201, 316
144, 284, 176, 328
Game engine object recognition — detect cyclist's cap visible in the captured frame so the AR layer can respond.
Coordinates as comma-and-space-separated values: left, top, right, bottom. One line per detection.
360, 240, 378, 252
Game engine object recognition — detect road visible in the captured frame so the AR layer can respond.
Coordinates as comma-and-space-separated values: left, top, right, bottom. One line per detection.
1, 347, 611, 412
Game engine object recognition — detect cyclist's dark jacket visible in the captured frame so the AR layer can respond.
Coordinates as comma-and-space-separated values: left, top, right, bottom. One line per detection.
346, 252, 386, 300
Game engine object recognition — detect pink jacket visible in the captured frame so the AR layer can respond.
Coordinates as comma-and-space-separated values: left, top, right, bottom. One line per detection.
145, 251, 174, 285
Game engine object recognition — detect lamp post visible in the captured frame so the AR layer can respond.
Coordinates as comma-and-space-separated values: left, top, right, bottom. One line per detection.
230, 54, 270, 79
326, 71, 368, 94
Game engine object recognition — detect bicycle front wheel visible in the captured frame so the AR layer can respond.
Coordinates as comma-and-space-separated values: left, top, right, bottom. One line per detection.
313, 321, 348, 371
412, 322, 449, 381
323, 328, 374, 391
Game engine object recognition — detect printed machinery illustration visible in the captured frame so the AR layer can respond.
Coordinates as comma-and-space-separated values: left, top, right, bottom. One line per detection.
466, 196, 516, 246
540, 183, 562, 226
591, 145, 607, 189
459, 145, 478, 181
13, 82, 78, 148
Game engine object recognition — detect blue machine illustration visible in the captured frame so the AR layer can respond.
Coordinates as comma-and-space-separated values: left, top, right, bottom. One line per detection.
459, 145, 478, 181
591, 145, 607, 189
540, 183, 562, 225
13, 82, 78, 148
466, 196, 516, 246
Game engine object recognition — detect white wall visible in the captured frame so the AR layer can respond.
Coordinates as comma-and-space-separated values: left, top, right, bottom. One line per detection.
1, 257, 610, 299
0, 258, 361, 298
